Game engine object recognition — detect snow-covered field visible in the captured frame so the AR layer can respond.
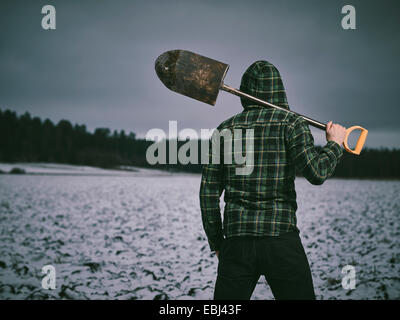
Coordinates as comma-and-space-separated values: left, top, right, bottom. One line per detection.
0, 164, 399, 300
0, 162, 172, 177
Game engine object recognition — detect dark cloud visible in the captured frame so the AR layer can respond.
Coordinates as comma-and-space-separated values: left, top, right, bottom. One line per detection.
0, 0, 399, 148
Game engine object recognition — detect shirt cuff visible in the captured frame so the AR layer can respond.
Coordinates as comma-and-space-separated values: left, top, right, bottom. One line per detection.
326, 140, 343, 160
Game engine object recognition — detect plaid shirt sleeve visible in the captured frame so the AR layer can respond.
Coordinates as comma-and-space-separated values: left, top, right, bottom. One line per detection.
199, 131, 224, 252
287, 118, 343, 185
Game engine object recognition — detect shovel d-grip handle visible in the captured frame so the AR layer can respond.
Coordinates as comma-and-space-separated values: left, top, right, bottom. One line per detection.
343, 126, 368, 155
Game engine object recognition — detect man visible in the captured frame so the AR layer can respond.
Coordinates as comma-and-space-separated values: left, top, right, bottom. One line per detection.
199, 60, 346, 300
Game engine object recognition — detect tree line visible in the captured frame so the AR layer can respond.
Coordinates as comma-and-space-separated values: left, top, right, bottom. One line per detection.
1, 109, 399, 178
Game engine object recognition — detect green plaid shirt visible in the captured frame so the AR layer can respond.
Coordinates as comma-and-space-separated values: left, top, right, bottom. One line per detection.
199, 60, 343, 251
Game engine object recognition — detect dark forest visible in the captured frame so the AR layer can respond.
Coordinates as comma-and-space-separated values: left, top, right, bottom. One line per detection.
1, 109, 399, 179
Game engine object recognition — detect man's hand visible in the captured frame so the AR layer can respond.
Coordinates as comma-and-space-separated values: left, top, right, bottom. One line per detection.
326, 121, 346, 146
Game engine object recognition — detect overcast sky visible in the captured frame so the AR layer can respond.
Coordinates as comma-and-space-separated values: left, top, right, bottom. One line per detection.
1, 0, 399, 148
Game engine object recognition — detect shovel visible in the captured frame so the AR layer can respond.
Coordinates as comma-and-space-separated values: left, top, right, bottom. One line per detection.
155, 49, 368, 155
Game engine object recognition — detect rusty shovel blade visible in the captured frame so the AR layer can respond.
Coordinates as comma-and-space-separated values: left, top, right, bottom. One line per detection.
155, 50, 229, 106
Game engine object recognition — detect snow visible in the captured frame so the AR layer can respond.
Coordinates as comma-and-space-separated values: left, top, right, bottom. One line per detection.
0, 163, 174, 176
0, 164, 399, 300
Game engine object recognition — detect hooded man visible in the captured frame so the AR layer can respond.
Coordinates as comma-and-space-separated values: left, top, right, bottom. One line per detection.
199, 60, 346, 300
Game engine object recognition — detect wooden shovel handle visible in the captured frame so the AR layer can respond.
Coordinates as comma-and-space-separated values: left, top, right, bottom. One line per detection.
343, 126, 368, 155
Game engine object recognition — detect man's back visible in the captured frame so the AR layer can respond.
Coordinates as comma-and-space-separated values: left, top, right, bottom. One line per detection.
216, 106, 299, 238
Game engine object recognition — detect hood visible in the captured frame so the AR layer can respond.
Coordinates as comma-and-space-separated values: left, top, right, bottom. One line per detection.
239, 60, 290, 110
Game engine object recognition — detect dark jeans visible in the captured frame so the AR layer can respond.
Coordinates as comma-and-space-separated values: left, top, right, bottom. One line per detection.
214, 230, 316, 300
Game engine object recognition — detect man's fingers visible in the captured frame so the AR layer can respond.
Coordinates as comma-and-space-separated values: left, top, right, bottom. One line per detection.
334, 124, 346, 131
326, 121, 333, 131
